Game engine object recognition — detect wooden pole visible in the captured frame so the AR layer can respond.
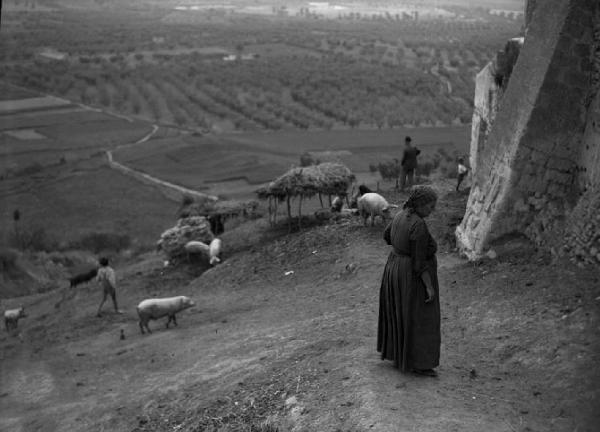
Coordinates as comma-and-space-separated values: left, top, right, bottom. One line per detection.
318, 193, 324, 208
298, 195, 303, 230
328, 194, 332, 206
268, 196, 273, 226
286, 196, 292, 233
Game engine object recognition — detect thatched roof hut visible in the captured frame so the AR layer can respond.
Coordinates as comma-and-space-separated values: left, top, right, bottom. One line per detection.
256, 162, 355, 200
180, 199, 259, 218
179, 198, 259, 235
255, 162, 355, 230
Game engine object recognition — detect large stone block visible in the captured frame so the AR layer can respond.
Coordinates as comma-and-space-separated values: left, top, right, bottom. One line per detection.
456, 0, 598, 263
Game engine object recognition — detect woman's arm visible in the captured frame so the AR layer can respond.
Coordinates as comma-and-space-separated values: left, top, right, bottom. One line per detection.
410, 218, 435, 303
383, 221, 392, 245
421, 271, 435, 303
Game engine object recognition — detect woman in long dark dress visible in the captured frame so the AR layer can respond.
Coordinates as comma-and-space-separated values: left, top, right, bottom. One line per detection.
377, 185, 440, 377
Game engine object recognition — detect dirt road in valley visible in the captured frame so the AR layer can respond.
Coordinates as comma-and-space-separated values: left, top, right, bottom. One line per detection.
1, 187, 598, 432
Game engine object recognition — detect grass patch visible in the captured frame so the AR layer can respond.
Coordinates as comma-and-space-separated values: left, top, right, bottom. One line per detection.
0, 165, 180, 250
71, 232, 132, 254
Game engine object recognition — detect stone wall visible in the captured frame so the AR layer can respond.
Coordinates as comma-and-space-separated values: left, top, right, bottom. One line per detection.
562, 23, 600, 265
469, 38, 523, 178
456, 0, 600, 264
524, 0, 537, 29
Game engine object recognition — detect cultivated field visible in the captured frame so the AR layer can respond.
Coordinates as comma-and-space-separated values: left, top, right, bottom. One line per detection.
0, 83, 154, 177
113, 126, 470, 198
0, 1, 522, 132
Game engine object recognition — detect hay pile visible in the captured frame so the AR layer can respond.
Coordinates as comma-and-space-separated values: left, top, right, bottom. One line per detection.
256, 163, 355, 200
157, 216, 214, 260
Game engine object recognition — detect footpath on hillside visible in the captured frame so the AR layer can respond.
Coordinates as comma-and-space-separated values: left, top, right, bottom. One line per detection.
1, 182, 598, 432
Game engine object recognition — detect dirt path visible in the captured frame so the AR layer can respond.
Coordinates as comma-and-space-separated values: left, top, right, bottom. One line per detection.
1, 187, 598, 431
104, 124, 219, 202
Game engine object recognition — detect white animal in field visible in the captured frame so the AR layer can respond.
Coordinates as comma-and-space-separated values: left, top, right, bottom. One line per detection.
357, 193, 397, 226
184, 240, 210, 261
209, 238, 222, 266
4, 307, 26, 331
331, 196, 344, 212
136, 296, 195, 334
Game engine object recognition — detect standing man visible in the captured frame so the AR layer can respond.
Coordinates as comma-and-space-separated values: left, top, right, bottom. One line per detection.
400, 136, 421, 190
96, 257, 122, 317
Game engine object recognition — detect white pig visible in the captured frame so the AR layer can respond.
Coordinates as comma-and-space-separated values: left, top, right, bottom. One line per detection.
357, 193, 397, 226
209, 238, 222, 266
136, 296, 195, 334
184, 240, 210, 262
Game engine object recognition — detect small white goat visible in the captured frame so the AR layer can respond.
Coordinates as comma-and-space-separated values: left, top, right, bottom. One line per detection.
209, 238, 222, 266
357, 193, 397, 226
4, 307, 26, 331
136, 296, 195, 334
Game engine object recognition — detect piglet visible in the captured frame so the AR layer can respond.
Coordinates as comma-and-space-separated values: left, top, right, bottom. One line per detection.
4, 307, 26, 331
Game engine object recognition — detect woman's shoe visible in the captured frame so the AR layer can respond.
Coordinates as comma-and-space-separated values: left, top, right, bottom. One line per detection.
412, 368, 438, 377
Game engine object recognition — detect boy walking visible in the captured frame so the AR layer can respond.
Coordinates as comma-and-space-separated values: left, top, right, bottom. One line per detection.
96, 257, 122, 317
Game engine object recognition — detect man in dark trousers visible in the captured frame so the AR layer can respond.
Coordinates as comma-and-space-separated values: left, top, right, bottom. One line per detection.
400, 136, 420, 190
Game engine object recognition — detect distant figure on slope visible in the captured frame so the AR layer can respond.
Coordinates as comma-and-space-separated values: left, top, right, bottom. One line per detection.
456, 157, 469, 192
377, 185, 440, 377
400, 136, 421, 190
96, 257, 123, 317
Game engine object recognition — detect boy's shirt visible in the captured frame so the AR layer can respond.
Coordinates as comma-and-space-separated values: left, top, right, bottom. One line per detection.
97, 266, 116, 289
458, 163, 468, 175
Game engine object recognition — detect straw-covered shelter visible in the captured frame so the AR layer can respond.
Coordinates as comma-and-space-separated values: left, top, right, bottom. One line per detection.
178, 197, 259, 235
255, 162, 355, 230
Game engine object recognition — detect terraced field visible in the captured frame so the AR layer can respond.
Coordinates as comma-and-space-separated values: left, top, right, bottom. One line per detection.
0, 84, 154, 176
112, 125, 470, 198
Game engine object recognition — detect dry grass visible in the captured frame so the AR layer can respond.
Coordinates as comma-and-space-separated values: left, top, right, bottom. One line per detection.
0, 164, 179, 248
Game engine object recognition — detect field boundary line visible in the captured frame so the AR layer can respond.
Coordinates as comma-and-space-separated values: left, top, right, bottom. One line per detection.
106, 144, 219, 203
0, 80, 217, 202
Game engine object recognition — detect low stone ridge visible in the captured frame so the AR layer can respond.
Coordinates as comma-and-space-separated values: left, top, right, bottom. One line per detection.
157, 216, 214, 260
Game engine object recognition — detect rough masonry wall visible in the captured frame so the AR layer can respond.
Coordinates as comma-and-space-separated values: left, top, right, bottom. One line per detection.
562, 23, 600, 265
469, 38, 523, 179
457, 0, 599, 262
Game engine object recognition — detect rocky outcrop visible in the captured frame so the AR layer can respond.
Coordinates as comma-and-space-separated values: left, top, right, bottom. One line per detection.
457, 0, 600, 265
157, 216, 214, 260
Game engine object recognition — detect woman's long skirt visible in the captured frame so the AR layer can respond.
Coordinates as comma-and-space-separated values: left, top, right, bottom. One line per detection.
376, 253, 440, 371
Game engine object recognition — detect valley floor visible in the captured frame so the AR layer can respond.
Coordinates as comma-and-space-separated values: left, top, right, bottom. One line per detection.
1, 184, 599, 432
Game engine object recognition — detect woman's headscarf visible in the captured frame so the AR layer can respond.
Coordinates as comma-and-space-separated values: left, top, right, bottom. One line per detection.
403, 185, 438, 210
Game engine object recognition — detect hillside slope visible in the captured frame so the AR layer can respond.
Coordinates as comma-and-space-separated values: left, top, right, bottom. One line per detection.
1, 185, 598, 432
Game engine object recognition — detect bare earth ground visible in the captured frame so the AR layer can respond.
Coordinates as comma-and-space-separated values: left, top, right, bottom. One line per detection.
1, 183, 599, 432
